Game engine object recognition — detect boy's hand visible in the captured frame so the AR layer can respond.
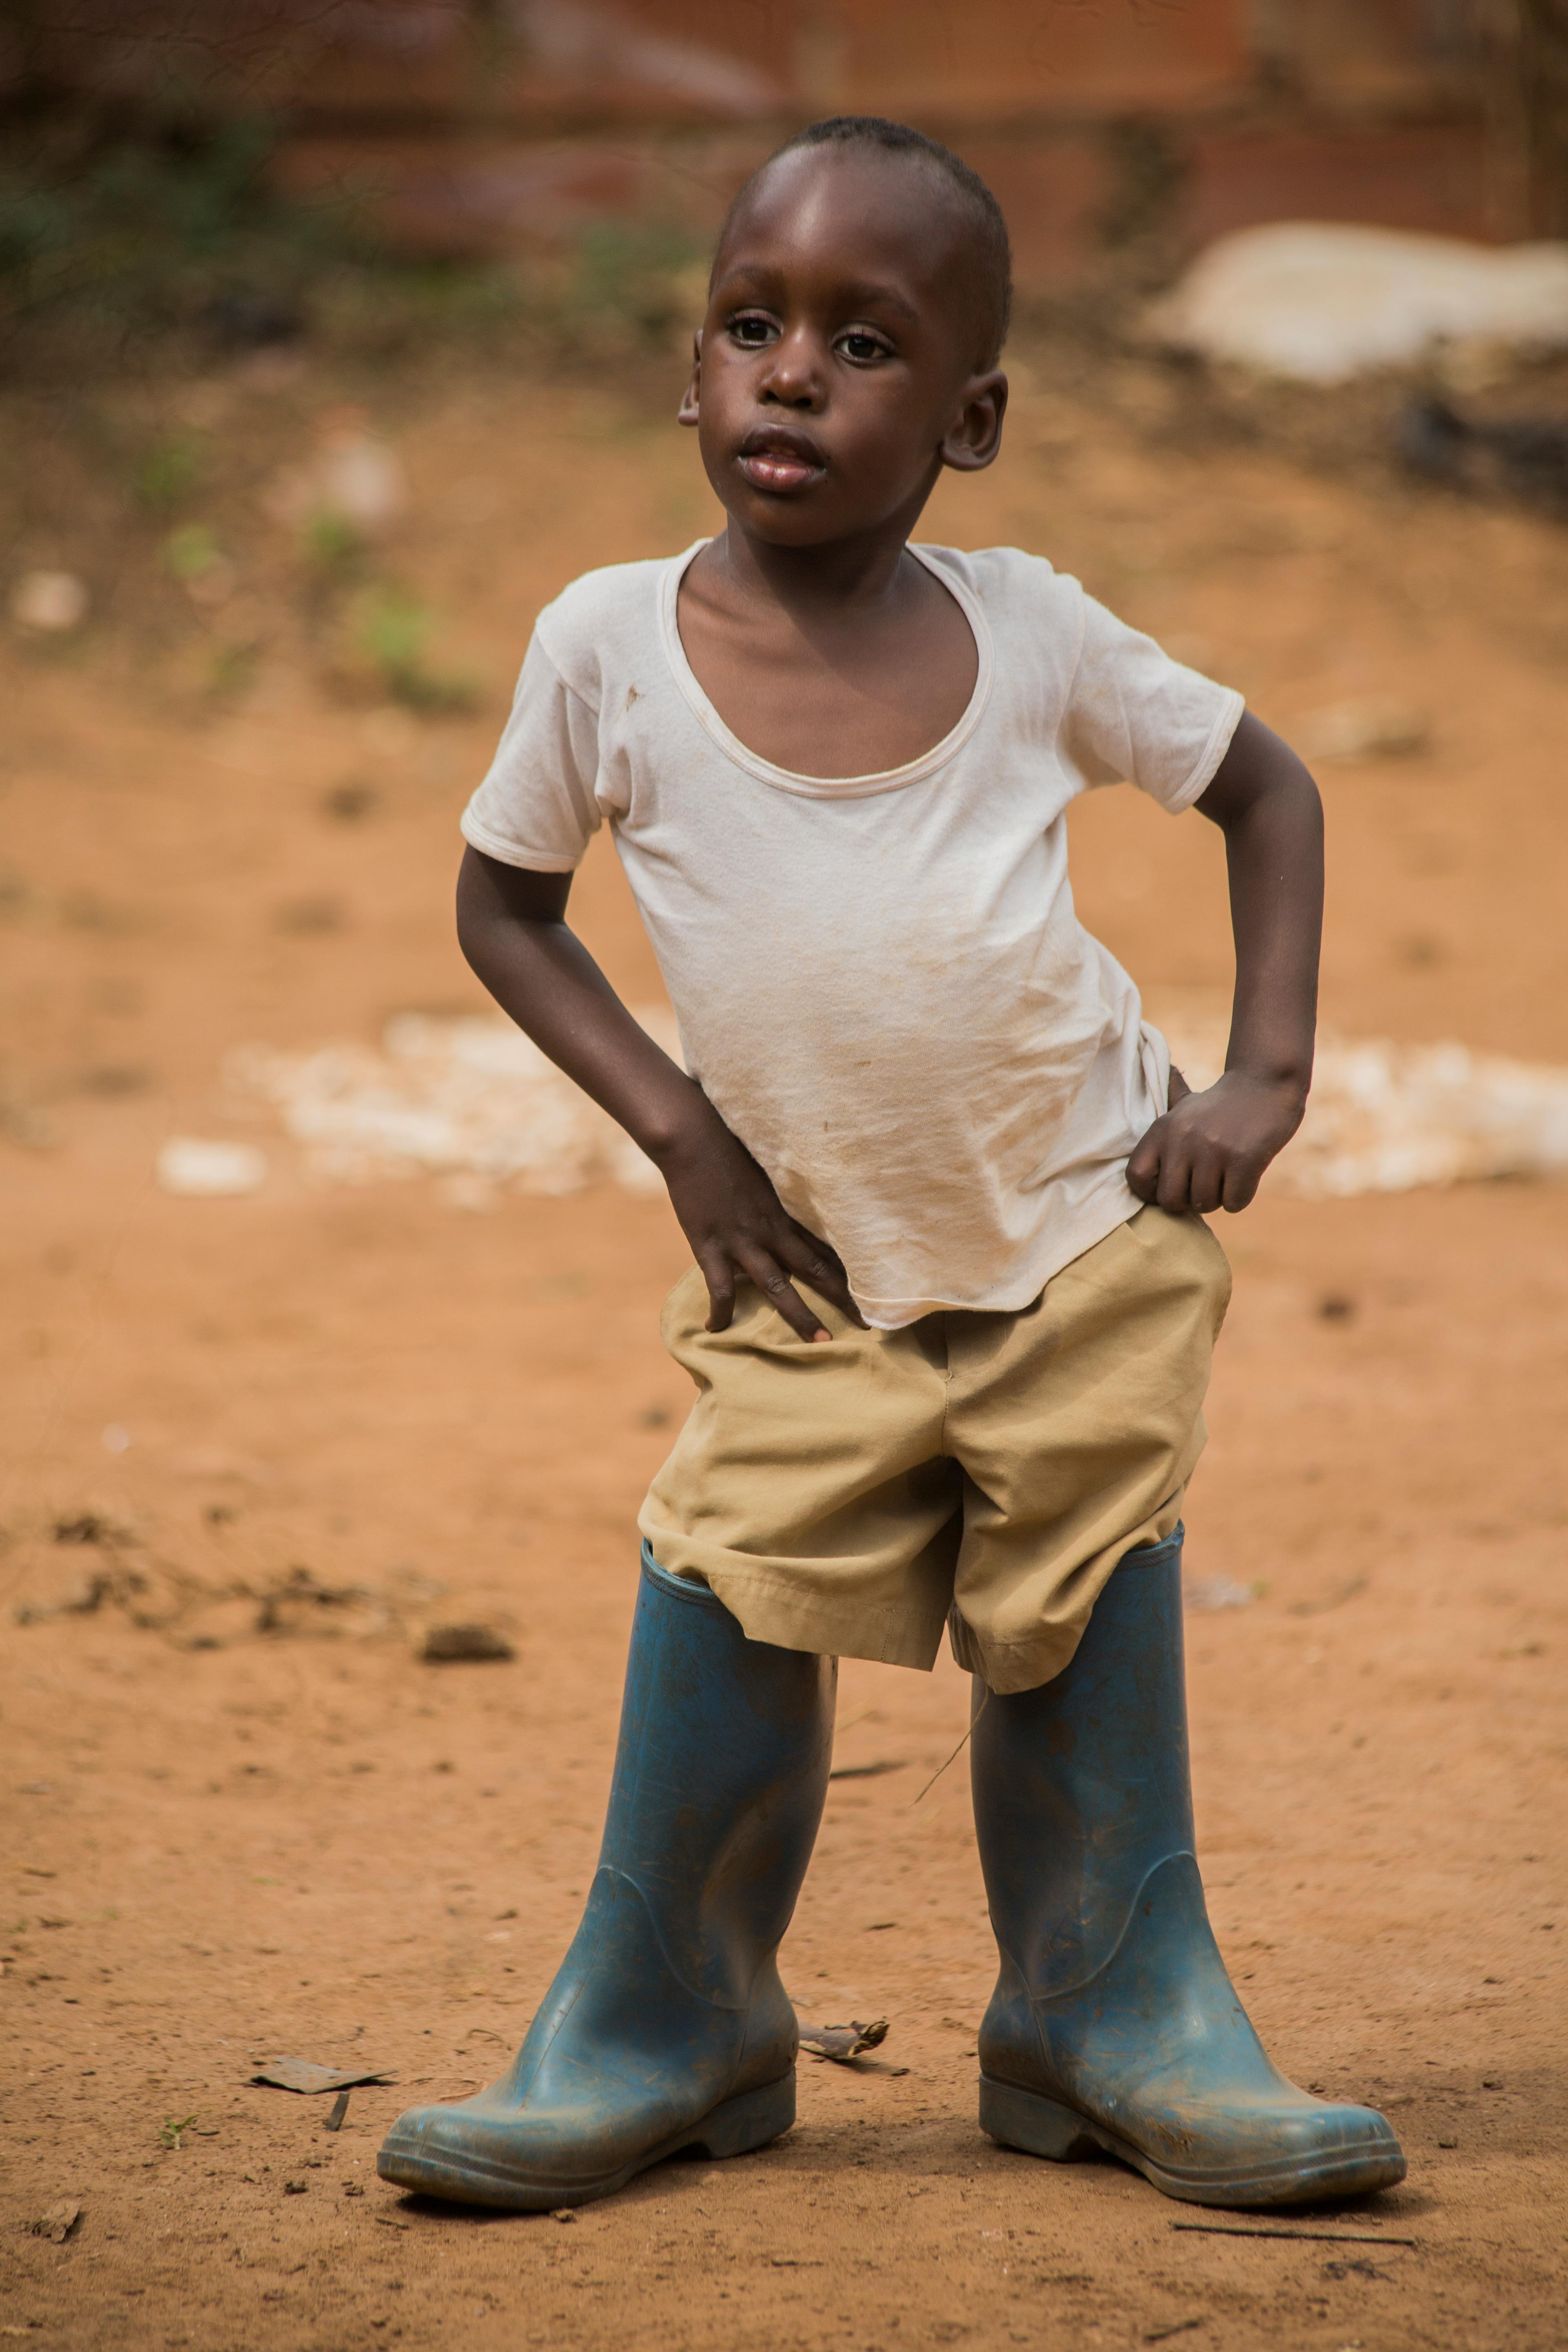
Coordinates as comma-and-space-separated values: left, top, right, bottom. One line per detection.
657, 1096, 866, 1342
1127, 1063, 1306, 1216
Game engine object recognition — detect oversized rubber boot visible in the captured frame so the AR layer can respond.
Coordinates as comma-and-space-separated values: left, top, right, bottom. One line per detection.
378, 1547, 835, 2209
971, 1526, 1405, 2208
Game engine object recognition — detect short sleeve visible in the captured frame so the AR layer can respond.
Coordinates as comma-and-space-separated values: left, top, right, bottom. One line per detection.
1059, 592, 1244, 814
460, 628, 604, 872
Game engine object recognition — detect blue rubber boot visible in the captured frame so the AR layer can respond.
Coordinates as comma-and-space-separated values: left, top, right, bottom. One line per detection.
971, 1527, 1405, 2208
378, 1547, 835, 2209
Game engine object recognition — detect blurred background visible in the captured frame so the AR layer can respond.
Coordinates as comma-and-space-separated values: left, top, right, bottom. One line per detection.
3, 0, 1562, 298
3, 9, 1566, 2350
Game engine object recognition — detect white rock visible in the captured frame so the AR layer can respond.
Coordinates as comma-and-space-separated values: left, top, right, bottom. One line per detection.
1287, 697, 1431, 763
1146, 224, 1568, 384
156, 1137, 269, 1197
263, 434, 406, 536
227, 1009, 684, 1198
316, 432, 405, 531
1184, 1574, 1255, 1612
11, 570, 89, 632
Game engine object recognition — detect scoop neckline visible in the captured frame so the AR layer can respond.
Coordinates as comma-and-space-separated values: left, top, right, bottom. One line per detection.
658, 538, 994, 800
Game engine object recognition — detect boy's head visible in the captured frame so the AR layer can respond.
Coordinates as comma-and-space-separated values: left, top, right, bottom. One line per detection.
680, 117, 1011, 550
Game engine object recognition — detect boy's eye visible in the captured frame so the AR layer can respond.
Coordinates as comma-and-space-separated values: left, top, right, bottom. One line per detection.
835, 329, 892, 364
728, 313, 778, 348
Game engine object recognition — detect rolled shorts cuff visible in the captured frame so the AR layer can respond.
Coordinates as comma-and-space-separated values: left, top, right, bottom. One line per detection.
636, 1528, 948, 1671
947, 1512, 1188, 1695
947, 1614, 1083, 1695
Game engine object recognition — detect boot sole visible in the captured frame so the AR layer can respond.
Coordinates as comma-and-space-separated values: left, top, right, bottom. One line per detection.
376, 2072, 795, 2212
979, 2075, 1407, 2209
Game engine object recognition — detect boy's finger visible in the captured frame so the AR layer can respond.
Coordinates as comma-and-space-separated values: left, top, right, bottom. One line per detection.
784, 1213, 845, 1265
1184, 1146, 1227, 1215
782, 1216, 851, 1283
738, 1248, 833, 1344
1125, 1147, 1160, 1203
1156, 1146, 1196, 1211
1221, 1154, 1262, 1214
779, 1228, 866, 1327
1125, 1119, 1167, 1200
700, 1255, 736, 1332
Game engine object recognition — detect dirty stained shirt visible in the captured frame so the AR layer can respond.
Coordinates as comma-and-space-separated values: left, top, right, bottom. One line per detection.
461, 541, 1243, 1329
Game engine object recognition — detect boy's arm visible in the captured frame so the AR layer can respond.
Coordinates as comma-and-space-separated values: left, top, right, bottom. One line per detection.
1127, 711, 1323, 1215
456, 846, 862, 1340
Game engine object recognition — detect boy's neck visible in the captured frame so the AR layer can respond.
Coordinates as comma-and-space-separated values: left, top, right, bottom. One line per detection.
707, 496, 937, 618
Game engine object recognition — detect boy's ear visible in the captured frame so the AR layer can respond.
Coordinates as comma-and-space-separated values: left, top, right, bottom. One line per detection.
940, 371, 1008, 473
677, 330, 702, 428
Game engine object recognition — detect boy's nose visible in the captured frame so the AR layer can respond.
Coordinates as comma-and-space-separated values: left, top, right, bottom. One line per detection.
760, 329, 826, 408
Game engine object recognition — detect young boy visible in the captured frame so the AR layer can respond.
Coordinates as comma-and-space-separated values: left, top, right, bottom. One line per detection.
378, 117, 1405, 2214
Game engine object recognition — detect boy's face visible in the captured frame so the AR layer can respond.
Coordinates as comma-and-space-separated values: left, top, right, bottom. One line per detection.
680, 147, 1007, 548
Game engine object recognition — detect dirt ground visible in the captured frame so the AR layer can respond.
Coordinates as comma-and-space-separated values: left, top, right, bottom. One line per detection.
3, 334, 1566, 2352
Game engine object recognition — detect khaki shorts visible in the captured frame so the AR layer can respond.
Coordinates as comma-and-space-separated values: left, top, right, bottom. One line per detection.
639, 1205, 1231, 1695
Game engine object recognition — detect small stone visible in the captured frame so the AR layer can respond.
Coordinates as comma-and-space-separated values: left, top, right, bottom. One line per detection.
1289, 696, 1430, 764
1183, 1574, 1255, 1613
11, 571, 89, 633
31, 2200, 82, 2243
421, 1624, 515, 1664
156, 1138, 268, 1198
316, 433, 405, 532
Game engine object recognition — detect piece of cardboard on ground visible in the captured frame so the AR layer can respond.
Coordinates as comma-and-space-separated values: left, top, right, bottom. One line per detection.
252, 2056, 398, 2093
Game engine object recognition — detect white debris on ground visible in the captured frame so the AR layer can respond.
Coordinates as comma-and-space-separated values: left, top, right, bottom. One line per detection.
213, 1009, 1568, 1208
1285, 696, 1430, 764
155, 1137, 270, 1197
1145, 223, 1568, 384
10, 569, 89, 632
1183, 1573, 1257, 1613
262, 426, 407, 535
1163, 1019, 1568, 1199
228, 1011, 676, 1199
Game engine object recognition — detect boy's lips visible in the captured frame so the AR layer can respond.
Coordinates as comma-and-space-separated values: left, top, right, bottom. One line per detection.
735, 426, 826, 494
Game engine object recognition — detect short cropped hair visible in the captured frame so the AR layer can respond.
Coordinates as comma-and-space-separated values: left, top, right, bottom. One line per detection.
719, 115, 1013, 370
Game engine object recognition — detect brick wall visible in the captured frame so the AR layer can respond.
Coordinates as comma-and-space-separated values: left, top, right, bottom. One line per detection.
17, 1, 1533, 281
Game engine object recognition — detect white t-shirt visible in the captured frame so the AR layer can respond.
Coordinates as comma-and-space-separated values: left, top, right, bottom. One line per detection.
462, 542, 1243, 1329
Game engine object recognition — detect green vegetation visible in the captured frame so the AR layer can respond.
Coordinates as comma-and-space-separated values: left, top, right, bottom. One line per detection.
162, 521, 223, 583
303, 509, 364, 577
0, 115, 334, 365
207, 642, 256, 698
0, 105, 707, 379
352, 586, 478, 712
133, 431, 207, 510
563, 220, 708, 348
